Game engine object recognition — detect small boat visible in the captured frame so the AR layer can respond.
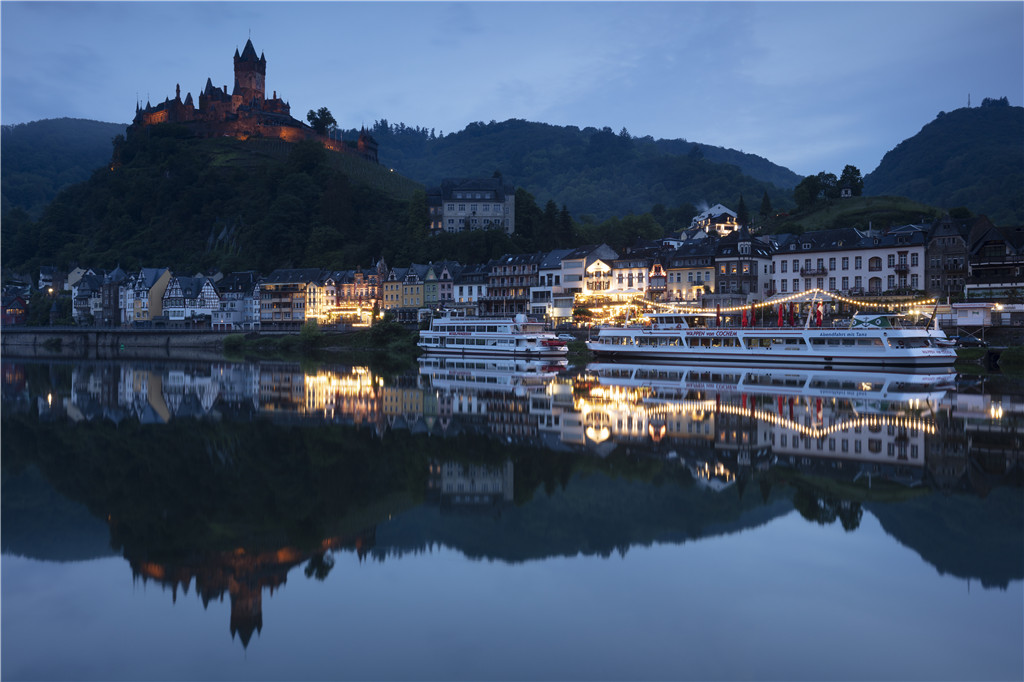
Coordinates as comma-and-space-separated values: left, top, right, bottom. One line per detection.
585, 311, 957, 368
419, 314, 568, 356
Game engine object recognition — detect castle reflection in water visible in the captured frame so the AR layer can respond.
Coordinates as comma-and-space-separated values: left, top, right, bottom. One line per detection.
4, 356, 1021, 648
15, 356, 1021, 497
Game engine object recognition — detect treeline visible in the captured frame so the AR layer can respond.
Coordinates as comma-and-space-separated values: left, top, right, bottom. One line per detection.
1, 118, 128, 218
0, 128, 721, 275
354, 118, 798, 223
864, 103, 1024, 225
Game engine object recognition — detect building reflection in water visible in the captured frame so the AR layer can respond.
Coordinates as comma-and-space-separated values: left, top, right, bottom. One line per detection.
18, 356, 1024, 492
4, 357, 1021, 647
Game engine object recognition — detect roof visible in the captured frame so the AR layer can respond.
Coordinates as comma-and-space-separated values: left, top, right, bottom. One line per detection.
261, 268, 325, 285
216, 271, 260, 294
539, 248, 574, 270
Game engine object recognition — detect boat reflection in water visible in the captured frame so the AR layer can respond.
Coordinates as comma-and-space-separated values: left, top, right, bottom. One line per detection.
3, 357, 1021, 659
574, 362, 961, 489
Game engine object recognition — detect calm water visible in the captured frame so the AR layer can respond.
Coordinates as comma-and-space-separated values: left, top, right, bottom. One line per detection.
2, 356, 1022, 681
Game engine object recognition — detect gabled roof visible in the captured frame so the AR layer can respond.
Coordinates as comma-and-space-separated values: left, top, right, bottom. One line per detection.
216, 271, 260, 294
261, 268, 325, 285
539, 248, 574, 270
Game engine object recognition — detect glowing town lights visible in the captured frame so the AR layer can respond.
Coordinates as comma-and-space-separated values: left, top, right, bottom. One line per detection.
989, 404, 1004, 420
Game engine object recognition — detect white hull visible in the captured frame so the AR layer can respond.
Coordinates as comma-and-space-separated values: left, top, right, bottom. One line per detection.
419, 315, 568, 357
584, 362, 955, 403
587, 320, 957, 368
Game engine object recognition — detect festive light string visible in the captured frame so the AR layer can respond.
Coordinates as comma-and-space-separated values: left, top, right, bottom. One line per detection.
576, 289, 938, 316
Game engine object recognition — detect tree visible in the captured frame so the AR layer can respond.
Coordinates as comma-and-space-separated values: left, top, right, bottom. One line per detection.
306, 107, 337, 135
793, 175, 821, 209
839, 164, 864, 196
759, 190, 772, 219
736, 194, 749, 226
816, 171, 839, 199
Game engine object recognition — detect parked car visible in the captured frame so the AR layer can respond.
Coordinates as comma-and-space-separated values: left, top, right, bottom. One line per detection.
557, 333, 575, 342
953, 335, 988, 348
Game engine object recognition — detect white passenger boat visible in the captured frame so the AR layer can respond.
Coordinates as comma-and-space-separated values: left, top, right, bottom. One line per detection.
419, 314, 568, 356
584, 362, 956, 404
419, 356, 567, 395
586, 312, 957, 368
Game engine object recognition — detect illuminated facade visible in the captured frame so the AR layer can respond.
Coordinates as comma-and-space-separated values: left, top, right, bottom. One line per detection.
129, 39, 378, 163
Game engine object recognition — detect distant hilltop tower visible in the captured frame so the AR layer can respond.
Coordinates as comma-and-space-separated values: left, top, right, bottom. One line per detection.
232, 39, 266, 108
129, 37, 379, 164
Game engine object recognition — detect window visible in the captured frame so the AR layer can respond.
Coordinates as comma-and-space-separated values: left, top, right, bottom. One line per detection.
781, 261, 788, 273
855, 256, 862, 269
841, 276, 849, 290
888, 254, 896, 267
842, 257, 849, 270
781, 280, 788, 292
828, 257, 836, 270
911, 253, 918, 266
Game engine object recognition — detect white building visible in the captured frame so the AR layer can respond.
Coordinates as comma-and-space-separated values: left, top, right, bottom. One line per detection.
768, 228, 927, 297
428, 178, 516, 235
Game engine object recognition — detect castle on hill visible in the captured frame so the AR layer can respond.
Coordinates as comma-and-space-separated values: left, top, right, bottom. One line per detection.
130, 38, 378, 163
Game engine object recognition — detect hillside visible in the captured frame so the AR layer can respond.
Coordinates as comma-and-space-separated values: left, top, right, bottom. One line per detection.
763, 195, 942, 235
1, 118, 128, 218
352, 118, 800, 221
1, 127, 427, 274
864, 102, 1023, 225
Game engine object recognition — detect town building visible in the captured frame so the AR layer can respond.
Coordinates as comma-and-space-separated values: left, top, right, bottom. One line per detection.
128, 267, 172, 326
259, 268, 323, 329
162, 276, 220, 325
427, 178, 516, 235
213, 271, 261, 331
965, 222, 1024, 300
665, 240, 717, 303
767, 227, 926, 297
483, 252, 544, 315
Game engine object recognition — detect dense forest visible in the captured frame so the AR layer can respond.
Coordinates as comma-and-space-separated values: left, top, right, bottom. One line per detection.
353, 118, 798, 222
0, 118, 127, 218
864, 101, 1023, 225
1, 101, 1020, 275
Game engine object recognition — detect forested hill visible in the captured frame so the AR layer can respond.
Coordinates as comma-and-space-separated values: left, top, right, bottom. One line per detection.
864, 101, 1024, 225
347, 118, 801, 222
1, 118, 128, 218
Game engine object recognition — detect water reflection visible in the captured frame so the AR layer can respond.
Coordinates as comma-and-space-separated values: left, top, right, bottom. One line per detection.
2, 356, 1022, 655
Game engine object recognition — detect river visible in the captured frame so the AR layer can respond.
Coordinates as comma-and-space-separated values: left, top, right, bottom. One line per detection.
2, 356, 1021, 681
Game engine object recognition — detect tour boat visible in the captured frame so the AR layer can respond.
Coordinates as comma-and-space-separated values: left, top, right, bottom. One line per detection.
419, 356, 568, 395
419, 314, 568, 356
586, 311, 957, 368
583, 362, 956, 404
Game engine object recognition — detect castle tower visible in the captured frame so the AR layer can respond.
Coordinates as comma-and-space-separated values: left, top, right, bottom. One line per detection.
232, 38, 266, 110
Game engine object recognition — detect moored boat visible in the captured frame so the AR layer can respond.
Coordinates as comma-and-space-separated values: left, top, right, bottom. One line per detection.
586, 311, 957, 368
419, 314, 568, 356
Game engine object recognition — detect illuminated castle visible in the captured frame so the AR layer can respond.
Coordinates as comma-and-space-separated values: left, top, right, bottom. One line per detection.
130, 38, 378, 163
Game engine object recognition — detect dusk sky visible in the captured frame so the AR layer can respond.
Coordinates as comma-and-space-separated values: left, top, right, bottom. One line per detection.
2, 1, 1021, 177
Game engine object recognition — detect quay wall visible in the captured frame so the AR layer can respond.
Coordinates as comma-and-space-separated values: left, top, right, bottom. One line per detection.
1, 327, 233, 359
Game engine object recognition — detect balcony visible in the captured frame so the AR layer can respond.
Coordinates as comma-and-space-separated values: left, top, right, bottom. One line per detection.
894, 263, 910, 274
800, 267, 828, 276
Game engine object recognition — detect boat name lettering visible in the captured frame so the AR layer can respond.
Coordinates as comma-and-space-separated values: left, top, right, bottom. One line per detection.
687, 330, 738, 337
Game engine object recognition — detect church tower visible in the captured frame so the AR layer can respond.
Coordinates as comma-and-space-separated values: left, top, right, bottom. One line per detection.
232, 38, 266, 110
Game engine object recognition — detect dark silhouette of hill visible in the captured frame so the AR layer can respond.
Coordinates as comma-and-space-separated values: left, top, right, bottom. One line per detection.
1, 118, 128, 218
359, 118, 800, 222
864, 101, 1023, 225
866, 487, 1024, 590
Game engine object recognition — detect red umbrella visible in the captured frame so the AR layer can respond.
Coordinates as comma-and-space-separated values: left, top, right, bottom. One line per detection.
741, 310, 748, 327
816, 301, 823, 327
777, 304, 784, 327
789, 302, 795, 326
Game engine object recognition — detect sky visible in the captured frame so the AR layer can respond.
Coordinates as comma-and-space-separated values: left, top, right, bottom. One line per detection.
1, 1, 1021, 177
